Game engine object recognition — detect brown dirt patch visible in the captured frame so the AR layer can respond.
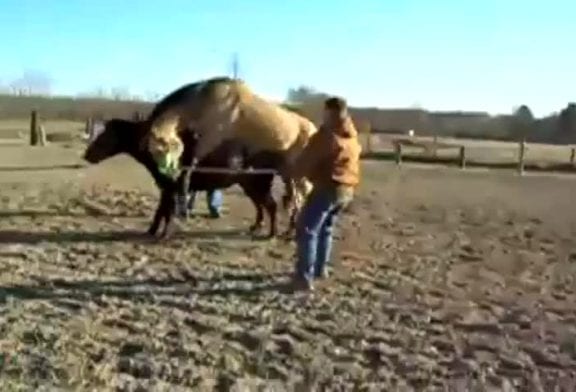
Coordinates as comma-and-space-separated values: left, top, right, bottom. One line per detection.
1, 144, 576, 390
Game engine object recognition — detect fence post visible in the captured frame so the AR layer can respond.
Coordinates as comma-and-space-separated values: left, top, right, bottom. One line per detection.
394, 141, 402, 165
132, 111, 142, 121
517, 139, 526, 175
570, 147, 575, 166
85, 117, 94, 138
29, 110, 39, 146
38, 124, 47, 146
458, 146, 466, 169
366, 126, 373, 154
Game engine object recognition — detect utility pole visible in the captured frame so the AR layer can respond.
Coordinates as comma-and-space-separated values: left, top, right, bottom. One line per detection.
231, 52, 239, 80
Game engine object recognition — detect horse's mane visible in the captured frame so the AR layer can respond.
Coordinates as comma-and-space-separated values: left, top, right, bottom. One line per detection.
147, 76, 236, 123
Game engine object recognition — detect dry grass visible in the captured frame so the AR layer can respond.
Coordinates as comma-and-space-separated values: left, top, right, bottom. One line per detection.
1, 141, 576, 389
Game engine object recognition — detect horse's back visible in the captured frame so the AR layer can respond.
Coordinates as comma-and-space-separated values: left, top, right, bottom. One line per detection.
231, 82, 314, 151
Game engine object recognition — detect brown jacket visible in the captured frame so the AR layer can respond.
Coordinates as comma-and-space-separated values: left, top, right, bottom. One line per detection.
291, 116, 362, 189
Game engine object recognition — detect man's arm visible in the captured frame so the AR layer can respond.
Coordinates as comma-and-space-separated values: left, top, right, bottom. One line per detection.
289, 132, 330, 180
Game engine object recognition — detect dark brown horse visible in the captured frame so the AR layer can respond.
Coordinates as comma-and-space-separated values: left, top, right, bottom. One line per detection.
84, 118, 286, 239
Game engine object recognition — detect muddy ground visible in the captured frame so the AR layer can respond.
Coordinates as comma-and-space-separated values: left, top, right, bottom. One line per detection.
1, 144, 576, 391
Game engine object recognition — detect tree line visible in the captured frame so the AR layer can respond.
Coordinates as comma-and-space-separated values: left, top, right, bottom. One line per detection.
290, 86, 576, 145
510, 104, 576, 144
0, 76, 574, 145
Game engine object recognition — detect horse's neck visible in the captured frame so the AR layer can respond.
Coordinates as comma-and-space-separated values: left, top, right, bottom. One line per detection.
131, 151, 174, 188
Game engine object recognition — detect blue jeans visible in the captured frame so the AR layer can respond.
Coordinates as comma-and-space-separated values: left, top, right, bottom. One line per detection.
295, 186, 352, 282
188, 190, 223, 217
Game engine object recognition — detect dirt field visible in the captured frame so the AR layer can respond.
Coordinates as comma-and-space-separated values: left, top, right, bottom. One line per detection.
2, 139, 576, 391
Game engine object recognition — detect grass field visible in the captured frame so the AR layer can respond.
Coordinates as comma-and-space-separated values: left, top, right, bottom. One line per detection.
1, 131, 576, 389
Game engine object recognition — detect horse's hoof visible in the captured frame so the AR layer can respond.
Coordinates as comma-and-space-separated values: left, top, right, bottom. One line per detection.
208, 211, 221, 219
157, 227, 175, 240
249, 224, 263, 234
282, 196, 291, 209
157, 233, 171, 241
280, 230, 294, 242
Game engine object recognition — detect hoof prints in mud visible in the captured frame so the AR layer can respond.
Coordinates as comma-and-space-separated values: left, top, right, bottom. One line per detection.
2, 183, 576, 390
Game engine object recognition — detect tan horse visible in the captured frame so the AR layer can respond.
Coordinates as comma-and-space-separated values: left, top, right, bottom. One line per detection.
143, 76, 317, 233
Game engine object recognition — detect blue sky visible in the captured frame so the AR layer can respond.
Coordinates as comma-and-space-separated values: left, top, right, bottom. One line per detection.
0, 0, 574, 117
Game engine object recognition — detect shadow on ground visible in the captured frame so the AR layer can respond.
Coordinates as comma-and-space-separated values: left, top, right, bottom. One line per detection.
0, 271, 291, 305
0, 164, 85, 172
0, 209, 132, 219
0, 228, 273, 245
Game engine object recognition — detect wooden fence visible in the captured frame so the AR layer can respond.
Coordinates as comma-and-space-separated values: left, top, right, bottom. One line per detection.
22, 110, 576, 175
362, 126, 576, 175
25, 110, 143, 146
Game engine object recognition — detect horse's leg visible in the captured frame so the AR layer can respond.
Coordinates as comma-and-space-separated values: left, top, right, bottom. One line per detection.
159, 187, 177, 239
246, 175, 278, 239
286, 204, 298, 239
283, 179, 310, 239
240, 180, 265, 235
263, 189, 278, 239
147, 192, 165, 237
175, 168, 192, 219
282, 186, 299, 238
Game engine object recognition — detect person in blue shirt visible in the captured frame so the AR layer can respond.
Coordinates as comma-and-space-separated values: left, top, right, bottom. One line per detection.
187, 189, 223, 218
175, 128, 224, 219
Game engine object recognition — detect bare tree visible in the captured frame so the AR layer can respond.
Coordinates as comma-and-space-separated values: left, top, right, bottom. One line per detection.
286, 85, 328, 104
286, 85, 330, 122
76, 87, 106, 99
110, 86, 131, 101
558, 103, 576, 143
0, 79, 8, 94
9, 70, 53, 96
510, 105, 534, 140
144, 90, 162, 102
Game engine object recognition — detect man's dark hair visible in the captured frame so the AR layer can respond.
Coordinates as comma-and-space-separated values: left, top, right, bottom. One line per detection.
324, 96, 347, 112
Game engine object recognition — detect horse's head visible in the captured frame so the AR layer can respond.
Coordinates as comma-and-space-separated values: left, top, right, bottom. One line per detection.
83, 118, 145, 164
142, 115, 185, 177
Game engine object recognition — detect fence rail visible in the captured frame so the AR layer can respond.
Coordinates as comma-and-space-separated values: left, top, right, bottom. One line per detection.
182, 167, 278, 175
363, 134, 576, 175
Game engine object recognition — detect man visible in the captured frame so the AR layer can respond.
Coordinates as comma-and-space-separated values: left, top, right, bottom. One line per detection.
289, 96, 362, 291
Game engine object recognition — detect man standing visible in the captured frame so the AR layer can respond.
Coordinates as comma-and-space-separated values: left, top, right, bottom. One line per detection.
289, 97, 362, 291
175, 127, 224, 219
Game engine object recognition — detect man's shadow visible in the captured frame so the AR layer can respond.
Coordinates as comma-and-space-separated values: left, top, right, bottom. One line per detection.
0, 227, 273, 246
